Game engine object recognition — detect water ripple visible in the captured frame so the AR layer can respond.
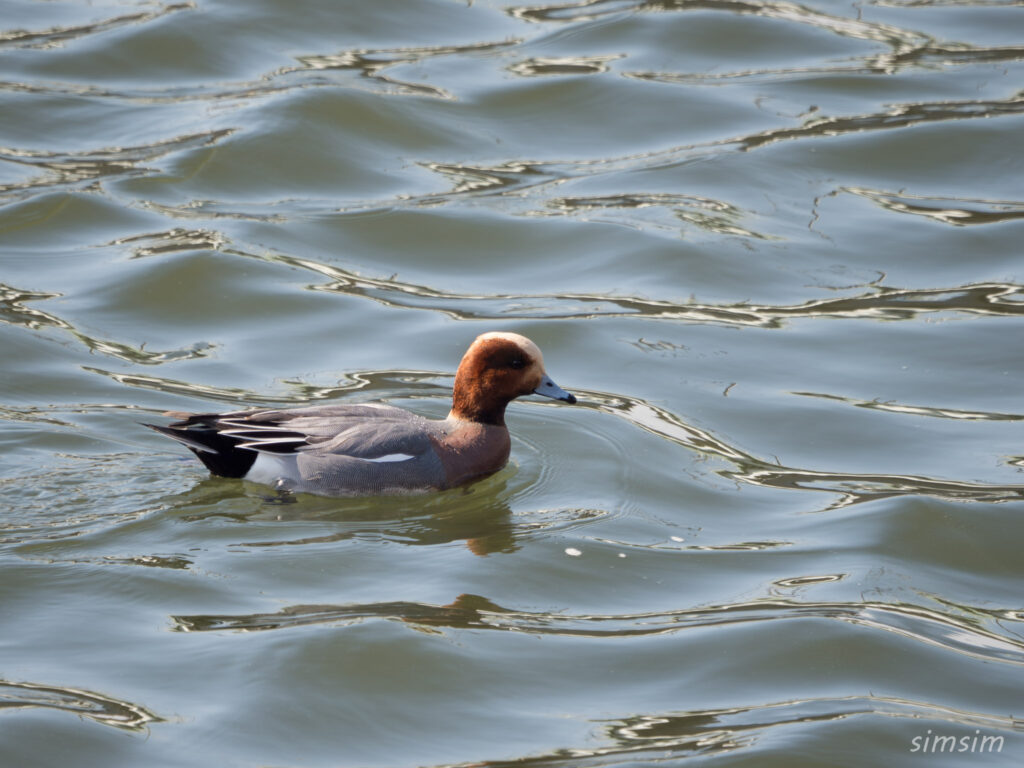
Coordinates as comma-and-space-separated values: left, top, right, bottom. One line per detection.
0, 452, 168, 545
218, 244, 1024, 325
283, 39, 521, 100
429, 696, 1022, 767
0, 283, 68, 331
405, 92, 1024, 213
628, 44, 1024, 84
0, 2, 194, 51
507, 0, 1023, 95
0, 128, 234, 201
1, 282, 215, 364
171, 592, 1024, 665
0, 37, 522, 106
249, 89, 1023, 226
877, 0, 1024, 7
112, 228, 229, 258
510, 0, 932, 56
592, 392, 1024, 507
84, 365, 447, 406
793, 391, 1024, 422
101, 90, 1023, 236
541, 192, 770, 238
660, 92, 1024, 161
845, 187, 1024, 226
508, 54, 624, 77
0, 679, 161, 731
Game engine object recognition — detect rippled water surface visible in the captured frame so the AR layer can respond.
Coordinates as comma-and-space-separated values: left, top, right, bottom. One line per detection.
2, 0, 1024, 765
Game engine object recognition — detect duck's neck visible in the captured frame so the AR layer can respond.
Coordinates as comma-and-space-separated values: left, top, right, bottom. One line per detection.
447, 401, 508, 427
449, 375, 510, 426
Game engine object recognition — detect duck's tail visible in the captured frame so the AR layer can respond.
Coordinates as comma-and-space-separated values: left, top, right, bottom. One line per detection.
143, 413, 257, 478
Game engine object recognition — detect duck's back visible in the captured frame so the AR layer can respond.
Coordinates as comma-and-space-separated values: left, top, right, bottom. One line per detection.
266, 404, 452, 495
155, 404, 457, 495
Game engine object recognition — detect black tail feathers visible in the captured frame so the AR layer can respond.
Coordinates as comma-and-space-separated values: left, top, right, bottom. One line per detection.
143, 420, 257, 479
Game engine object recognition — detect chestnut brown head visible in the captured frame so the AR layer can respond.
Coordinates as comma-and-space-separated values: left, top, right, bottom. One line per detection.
449, 332, 575, 425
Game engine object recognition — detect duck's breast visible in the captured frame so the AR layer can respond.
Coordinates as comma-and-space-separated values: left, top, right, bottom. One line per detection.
433, 421, 511, 489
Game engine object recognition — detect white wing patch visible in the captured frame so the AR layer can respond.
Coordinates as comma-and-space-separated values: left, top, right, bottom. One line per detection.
364, 453, 417, 463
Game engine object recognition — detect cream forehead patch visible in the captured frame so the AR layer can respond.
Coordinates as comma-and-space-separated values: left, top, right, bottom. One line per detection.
475, 331, 544, 365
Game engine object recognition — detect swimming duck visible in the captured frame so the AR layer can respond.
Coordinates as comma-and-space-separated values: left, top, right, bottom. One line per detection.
146, 332, 576, 496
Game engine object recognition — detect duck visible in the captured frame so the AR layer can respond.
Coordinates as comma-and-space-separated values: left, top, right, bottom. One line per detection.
145, 331, 576, 497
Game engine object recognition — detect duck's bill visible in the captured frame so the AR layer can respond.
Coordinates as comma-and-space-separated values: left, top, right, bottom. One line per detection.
533, 376, 577, 404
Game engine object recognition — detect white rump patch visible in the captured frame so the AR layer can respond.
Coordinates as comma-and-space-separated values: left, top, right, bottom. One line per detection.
246, 452, 301, 485
364, 453, 416, 463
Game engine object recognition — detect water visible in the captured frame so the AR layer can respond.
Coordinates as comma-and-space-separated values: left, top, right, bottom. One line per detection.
2, 0, 1023, 765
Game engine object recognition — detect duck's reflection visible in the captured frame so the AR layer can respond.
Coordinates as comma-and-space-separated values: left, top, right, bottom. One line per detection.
164, 471, 519, 556
172, 592, 507, 633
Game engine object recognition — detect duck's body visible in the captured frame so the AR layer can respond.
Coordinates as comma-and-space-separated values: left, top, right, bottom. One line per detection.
146, 332, 575, 496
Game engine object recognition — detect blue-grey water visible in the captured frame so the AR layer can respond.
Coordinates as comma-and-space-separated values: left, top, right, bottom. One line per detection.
2, 1, 1023, 766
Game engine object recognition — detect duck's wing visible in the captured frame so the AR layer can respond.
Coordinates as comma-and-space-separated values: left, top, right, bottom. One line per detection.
145, 404, 441, 479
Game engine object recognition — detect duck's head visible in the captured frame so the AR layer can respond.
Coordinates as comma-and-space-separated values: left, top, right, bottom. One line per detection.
449, 332, 576, 425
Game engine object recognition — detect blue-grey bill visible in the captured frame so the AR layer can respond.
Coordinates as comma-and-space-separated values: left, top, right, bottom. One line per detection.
533, 376, 577, 404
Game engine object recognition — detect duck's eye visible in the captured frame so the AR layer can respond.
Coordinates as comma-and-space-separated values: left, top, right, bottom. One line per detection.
509, 357, 526, 370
